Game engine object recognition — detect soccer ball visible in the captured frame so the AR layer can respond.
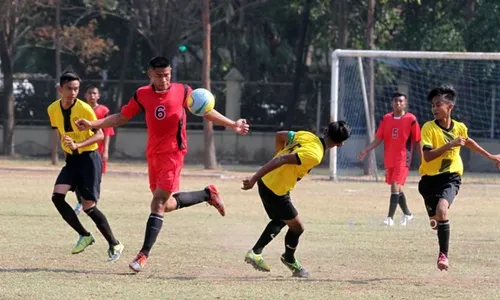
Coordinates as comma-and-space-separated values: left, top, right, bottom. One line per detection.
186, 88, 215, 116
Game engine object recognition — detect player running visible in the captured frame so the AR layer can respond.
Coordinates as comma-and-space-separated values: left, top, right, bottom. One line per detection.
75, 56, 249, 273
241, 121, 350, 278
358, 92, 421, 226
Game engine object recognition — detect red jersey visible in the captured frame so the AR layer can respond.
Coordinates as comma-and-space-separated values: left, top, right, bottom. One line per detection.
120, 83, 192, 156
375, 112, 421, 168
93, 104, 115, 152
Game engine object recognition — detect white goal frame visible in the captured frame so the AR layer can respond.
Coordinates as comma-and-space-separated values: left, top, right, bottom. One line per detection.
329, 49, 500, 181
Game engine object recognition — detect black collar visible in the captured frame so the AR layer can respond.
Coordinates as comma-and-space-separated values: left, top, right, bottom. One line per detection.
60, 99, 77, 111
434, 119, 454, 132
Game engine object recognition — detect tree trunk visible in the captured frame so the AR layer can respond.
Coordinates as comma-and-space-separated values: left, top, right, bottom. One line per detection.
0, 52, 15, 156
337, 0, 349, 121
52, 0, 61, 164
285, 0, 311, 129
364, 0, 376, 176
202, 0, 217, 169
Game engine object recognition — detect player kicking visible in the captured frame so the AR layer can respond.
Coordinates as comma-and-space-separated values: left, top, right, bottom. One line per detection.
241, 121, 350, 278
358, 92, 421, 226
48, 71, 123, 262
419, 85, 500, 271
74, 85, 115, 215
75, 56, 249, 273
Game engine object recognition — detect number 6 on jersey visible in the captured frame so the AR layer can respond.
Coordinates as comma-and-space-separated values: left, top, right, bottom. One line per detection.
186, 88, 215, 116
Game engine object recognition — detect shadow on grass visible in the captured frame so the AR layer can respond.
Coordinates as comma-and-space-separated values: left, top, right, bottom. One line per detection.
150, 275, 396, 284
0, 268, 134, 276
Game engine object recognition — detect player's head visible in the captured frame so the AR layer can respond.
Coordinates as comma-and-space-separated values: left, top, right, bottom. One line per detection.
427, 84, 456, 120
147, 56, 172, 91
323, 120, 350, 148
391, 91, 407, 114
84, 84, 100, 107
58, 71, 80, 102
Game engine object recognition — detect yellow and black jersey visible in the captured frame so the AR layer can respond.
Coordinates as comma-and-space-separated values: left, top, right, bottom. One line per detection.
47, 99, 98, 154
419, 119, 468, 176
262, 131, 325, 196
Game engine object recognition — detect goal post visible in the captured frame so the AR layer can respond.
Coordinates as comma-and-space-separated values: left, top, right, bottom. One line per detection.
329, 49, 500, 181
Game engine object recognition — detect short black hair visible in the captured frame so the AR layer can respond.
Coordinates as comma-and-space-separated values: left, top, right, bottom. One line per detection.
85, 84, 99, 93
427, 84, 456, 103
392, 91, 407, 100
326, 120, 350, 143
59, 71, 80, 86
149, 56, 171, 69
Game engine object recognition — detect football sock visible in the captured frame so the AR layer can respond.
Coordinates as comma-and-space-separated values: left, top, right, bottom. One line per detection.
75, 188, 83, 204
437, 220, 450, 256
51, 193, 90, 236
388, 193, 399, 218
284, 228, 303, 263
140, 213, 164, 257
252, 219, 286, 254
174, 188, 210, 209
398, 192, 411, 215
84, 206, 119, 247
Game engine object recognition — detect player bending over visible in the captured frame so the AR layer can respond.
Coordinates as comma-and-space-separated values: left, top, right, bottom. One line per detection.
48, 71, 123, 262
358, 92, 421, 226
419, 85, 500, 271
76, 56, 249, 273
241, 121, 350, 278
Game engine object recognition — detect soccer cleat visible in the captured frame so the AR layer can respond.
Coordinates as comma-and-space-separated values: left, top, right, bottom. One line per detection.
244, 250, 271, 272
107, 242, 124, 263
71, 233, 95, 254
129, 252, 148, 273
280, 254, 309, 278
400, 214, 414, 226
206, 184, 226, 216
383, 217, 394, 226
437, 252, 449, 271
74, 203, 83, 215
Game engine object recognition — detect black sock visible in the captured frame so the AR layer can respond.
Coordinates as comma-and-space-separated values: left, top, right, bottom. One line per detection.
140, 214, 164, 257
84, 206, 119, 247
388, 193, 399, 218
252, 219, 286, 254
174, 188, 210, 209
437, 220, 450, 256
75, 189, 83, 205
51, 193, 90, 236
284, 228, 303, 263
398, 192, 411, 215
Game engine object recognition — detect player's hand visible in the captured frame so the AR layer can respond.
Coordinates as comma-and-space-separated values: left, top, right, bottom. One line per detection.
490, 154, 500, 169
233, 119, 249, 136
63, 135, 78, 150
449, 137, 466, 147
357, 150, 367, 160
241, 177, 257, 190
75, 118, 93, 131
102, 151, 109, 162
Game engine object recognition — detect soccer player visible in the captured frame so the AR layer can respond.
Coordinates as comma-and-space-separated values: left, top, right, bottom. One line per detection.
419, 85, 500, 271
74, 85, 115, 215
358, 92, 421, 226
48, 71, 124, 262
241, 121, 350, 278
75, 56, 249, 273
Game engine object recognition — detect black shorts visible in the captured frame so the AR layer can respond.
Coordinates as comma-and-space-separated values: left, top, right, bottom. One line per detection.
418, 172, 461, 217
55, 150, 102, 201
257, 179, 298, 221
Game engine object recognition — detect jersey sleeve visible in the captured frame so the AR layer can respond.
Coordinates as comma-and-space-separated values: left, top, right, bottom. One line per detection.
411, 118, 421, 142
121, 92, 142, 119
375, 117, 385, 140
460, 123, 469, 139
47, 106, 57, 129
295, 147, 322, 169
182, 85, 194, 108
421, 123, 434, 150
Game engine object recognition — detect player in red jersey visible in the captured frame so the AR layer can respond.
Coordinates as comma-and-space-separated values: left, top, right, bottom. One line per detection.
74, 85, 115, 215
358, 92, 421, 226
75, 56, 249, 273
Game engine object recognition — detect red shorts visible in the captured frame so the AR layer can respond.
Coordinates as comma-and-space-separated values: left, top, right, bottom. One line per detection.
147, 152, 185, 193
385, 167, 409, 185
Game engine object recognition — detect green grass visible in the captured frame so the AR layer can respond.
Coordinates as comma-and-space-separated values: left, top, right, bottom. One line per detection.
0, 164, 500, 299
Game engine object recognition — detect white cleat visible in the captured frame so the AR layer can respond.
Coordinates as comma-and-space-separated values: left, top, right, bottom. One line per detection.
400, 214, 414, 226
383, 217, 394, 226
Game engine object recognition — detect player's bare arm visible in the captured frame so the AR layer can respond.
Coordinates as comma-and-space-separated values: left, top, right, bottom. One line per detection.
75, 113, 129, 130
241, 154, 299, 190
358, 137, 383, 160
204, 109, 249, 135
464, 138, 500, 165
422, 137, 465, 163
63, 129, 104, 150
274, 131, 289, 153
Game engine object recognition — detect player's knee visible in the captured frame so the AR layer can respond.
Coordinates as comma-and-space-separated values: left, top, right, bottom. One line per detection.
290, 223, 305, 235
151, 196, 168, 212
51, 193, 65, 204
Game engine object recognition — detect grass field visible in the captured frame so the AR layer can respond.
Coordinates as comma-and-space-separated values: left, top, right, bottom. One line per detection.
1, 160, 500, 299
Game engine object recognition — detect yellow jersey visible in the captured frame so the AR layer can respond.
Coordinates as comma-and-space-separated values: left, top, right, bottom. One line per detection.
47, 99, 98, 155
419, 119, 468, 176
262, 131, 325, 196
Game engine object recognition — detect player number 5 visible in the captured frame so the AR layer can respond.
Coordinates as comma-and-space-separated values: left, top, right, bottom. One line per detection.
155, 105, 166, 120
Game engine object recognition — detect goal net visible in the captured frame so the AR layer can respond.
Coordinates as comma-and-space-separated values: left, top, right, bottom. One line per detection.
329, 50, 500, 182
